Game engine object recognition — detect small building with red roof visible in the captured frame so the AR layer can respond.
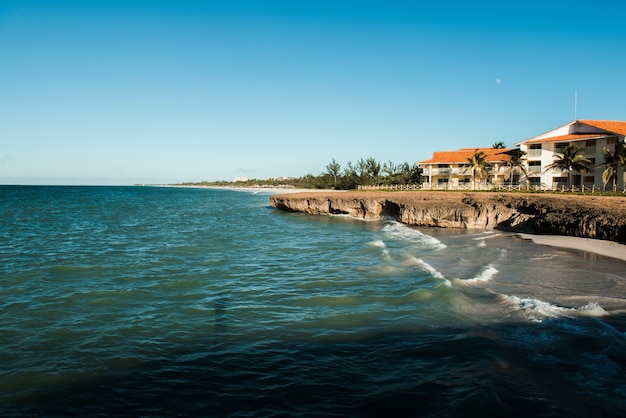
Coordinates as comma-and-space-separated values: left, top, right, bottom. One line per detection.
418, 147, 516, 189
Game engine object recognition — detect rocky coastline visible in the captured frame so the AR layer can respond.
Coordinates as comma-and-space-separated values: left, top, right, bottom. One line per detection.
270, 191, 626, 244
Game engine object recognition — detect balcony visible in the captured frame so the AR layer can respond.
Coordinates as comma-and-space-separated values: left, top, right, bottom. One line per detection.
427, 167, 463, 175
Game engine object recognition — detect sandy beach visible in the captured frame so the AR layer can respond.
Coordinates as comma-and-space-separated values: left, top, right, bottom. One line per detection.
517, 233, 626, 261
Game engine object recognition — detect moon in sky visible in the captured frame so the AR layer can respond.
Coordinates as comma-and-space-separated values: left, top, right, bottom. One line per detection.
496, 79, 501, 84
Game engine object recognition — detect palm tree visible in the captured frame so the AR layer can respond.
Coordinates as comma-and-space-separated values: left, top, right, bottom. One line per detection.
599, 141, 626, 191
544, 144, 591, 187
504, 149, 528, 188
492, 141, 506, 149
464, 149, 492, 189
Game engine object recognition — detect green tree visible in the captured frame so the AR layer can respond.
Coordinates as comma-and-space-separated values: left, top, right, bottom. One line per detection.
341, 161, 359, 189
504, 149, 528, 187
325, 158, 341, 187
544, 144, 591, 187
600, 141, 626, 190
365, 157, 382, 184
492, 141, 506, 149
382, 161, 397, 178
464, 149, 492, 189
356, 158, 369, 185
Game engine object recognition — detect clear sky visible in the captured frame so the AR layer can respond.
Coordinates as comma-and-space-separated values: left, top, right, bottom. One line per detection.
2, 0, 625, 185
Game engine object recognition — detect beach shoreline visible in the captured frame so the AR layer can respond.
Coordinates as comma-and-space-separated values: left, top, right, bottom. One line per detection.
165, 186, 626, 261
516, 233, 626, 261
270, 191, 626, 261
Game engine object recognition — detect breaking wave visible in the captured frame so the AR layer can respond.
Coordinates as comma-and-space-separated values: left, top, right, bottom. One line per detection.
381, 222, 446, 250
502, 295, 607, 322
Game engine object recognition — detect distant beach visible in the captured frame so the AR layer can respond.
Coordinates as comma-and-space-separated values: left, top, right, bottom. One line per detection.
166, 184, 343, 195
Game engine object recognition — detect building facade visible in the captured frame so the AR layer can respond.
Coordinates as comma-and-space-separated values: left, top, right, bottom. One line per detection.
516, 120, 626, 190
418, 148, 515, 189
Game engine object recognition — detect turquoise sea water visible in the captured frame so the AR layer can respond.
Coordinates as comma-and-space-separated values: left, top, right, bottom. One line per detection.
1, 185, 626, 417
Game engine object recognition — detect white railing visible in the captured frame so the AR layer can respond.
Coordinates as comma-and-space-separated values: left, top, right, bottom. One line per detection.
358, 183, 625, 193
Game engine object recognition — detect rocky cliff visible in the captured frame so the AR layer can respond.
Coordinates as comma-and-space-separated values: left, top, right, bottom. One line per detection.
270, 191, 626, 243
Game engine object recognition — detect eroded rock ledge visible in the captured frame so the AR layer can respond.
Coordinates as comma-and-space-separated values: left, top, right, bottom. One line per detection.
270, 191, 626, 243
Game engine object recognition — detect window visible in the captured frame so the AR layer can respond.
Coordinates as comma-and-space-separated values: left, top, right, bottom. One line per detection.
528, 144, 542, 157
438, 164, 449, 168
438, 178, 449, 183
528, 161, 541, 173
555, 142, 568, 153
553, 177, 567, 184
584, 176, 595, 183
607, 137, 617, 145
529, 177, 541, 185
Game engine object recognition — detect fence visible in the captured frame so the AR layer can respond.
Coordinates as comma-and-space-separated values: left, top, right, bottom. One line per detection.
358, 183, 625, 193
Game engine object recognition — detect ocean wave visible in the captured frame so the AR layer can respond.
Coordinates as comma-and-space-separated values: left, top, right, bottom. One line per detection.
412, 257, 451, 287
367, 240, 386, 248
457, 265, 499, 285
502, 295, 607, 322
381, 223, 446, 250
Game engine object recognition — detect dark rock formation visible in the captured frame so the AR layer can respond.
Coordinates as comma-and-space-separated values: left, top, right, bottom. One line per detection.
270, 191, 626, 243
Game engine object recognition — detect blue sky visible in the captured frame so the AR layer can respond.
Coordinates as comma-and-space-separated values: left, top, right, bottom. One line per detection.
1, 0, 625, 185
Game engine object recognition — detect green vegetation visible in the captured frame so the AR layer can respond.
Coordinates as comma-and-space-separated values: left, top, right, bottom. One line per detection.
544, 144, 592, 186
179, 157, 422, 190
464, 149, 492, 189
600, 141, 626, 191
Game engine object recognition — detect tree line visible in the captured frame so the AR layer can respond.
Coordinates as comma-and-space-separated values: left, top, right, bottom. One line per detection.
275, 157, 422, 190
191, 157, 423, 190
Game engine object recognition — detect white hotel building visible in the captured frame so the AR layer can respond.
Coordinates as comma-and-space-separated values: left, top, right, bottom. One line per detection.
516, 120, 626, 190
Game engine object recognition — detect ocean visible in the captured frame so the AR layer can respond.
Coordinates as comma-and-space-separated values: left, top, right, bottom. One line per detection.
1, 185, 626, 417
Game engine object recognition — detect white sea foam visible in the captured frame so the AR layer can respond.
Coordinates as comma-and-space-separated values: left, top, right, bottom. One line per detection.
414, 257, 451, 287
577, 301, 607, 316
502, 295, 607, 322
463, 265, 499, 284
382, 249, 391, 260
368, 240, 386, 248
381, 223, 446, 250
503, 295, 569, 322
472, 232, 502, 248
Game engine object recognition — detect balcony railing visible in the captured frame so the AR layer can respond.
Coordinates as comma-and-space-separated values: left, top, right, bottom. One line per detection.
425, 166, 508, 176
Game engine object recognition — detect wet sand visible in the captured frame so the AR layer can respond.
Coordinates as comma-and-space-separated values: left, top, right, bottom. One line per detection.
518, 233, 626, 261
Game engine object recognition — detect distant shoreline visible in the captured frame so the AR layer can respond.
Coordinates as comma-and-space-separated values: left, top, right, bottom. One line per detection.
161, 184, 342, 195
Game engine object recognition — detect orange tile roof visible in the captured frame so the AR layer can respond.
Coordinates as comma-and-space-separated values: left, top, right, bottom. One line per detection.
578, 120, 626, 136
418, 148, 513, 164
518, 120, 626, 145
525, 133, 606, 144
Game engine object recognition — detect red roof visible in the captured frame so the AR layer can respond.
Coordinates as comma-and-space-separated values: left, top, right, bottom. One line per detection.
518, 120, 626, 145
525, 133, 606, 144
418, 148, 513, 165
578, 120, 626, 136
